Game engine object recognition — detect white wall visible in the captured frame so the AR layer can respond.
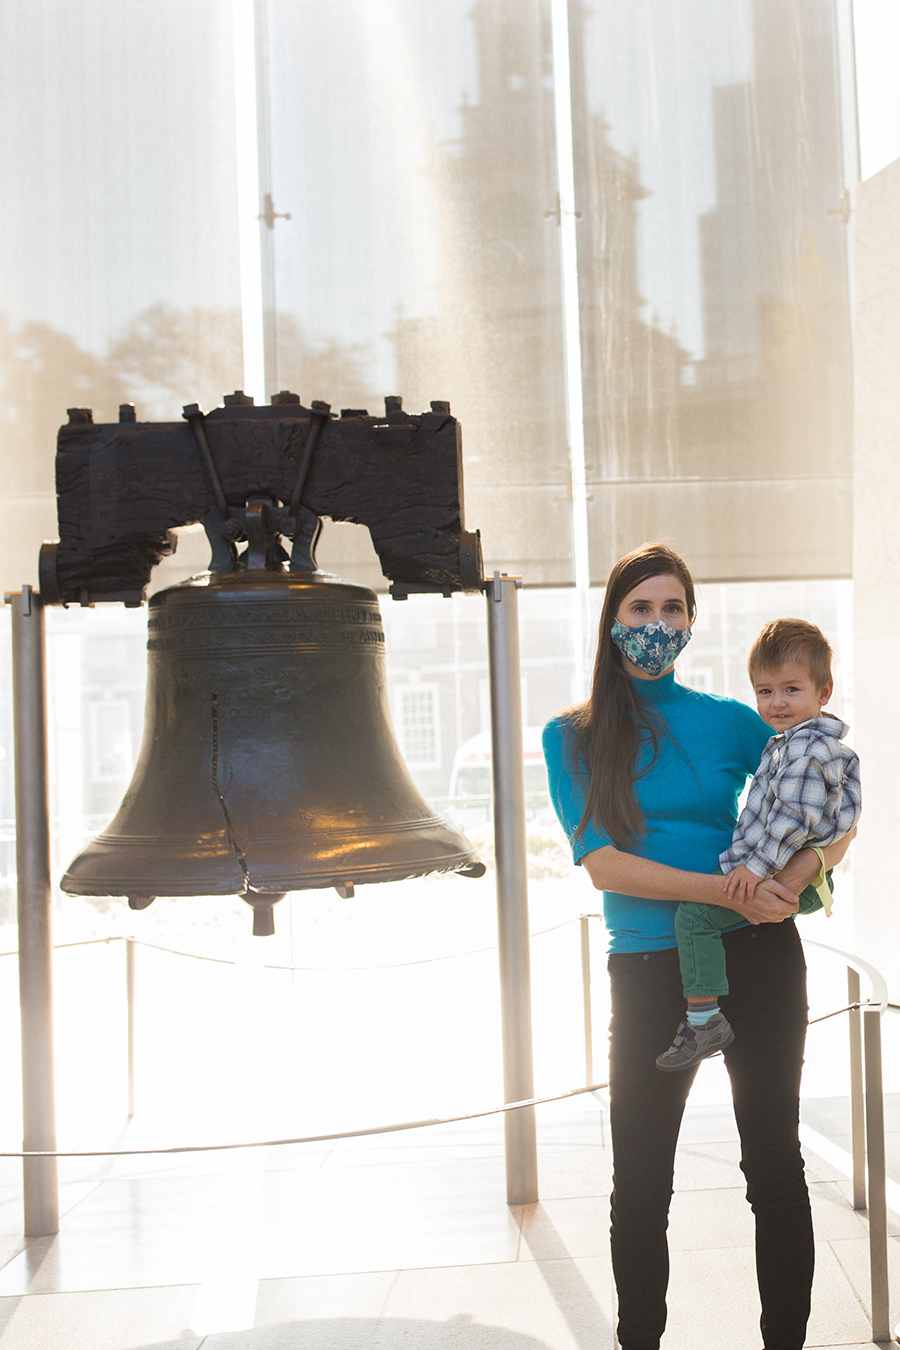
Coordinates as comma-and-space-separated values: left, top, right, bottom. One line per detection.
852, 157, 900, 996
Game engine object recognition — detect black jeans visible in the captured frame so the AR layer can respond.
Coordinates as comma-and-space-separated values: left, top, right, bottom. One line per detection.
608, 920, 813, 1350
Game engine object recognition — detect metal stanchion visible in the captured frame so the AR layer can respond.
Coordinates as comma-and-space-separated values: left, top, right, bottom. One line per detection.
580, 915, 592, 1087
847, 966, 865, 1210
863, 1005, 889, 1343
8, 585, 59, 1237
486, 572, 538, 1206
806, 939, 891, 1343
126, 938, 136, 1118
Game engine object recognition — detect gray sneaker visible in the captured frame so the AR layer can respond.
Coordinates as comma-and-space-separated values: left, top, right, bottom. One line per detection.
655, 1012, 735, 1072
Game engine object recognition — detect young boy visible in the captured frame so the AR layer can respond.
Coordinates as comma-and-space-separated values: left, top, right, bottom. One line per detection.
656, 618, 861, 1073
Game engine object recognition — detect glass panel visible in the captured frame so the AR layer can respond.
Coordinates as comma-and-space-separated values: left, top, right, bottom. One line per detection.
0, 0, 854, 599
0, 0, 243, 590
576, 0, 853, 583
0, 0, 864, 1153
264, 0, 573, 587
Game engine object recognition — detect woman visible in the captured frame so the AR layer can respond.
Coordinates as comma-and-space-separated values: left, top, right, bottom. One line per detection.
542, 542, 852, 1350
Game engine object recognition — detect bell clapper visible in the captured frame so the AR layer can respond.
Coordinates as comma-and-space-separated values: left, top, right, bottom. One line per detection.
251, 905, 275, 938
242, 891, 286, 937
334, 882, 355, 899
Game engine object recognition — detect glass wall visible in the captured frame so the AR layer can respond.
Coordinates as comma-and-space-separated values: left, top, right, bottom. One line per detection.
0, 0, 242, 590
257, 0, 853, 589
0, 0, 858, 881
0, 0, 859, 1125
0, 0, 854, 592
575, 0, 853, 581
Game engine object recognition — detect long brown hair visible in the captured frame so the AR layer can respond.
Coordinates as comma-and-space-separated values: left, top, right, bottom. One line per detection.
571, 542, 697, 848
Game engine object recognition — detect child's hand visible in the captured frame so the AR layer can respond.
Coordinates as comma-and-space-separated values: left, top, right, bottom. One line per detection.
723, 864, 762, 906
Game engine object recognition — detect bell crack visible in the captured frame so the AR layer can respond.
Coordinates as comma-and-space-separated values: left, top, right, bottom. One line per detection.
210, 693, 252, 893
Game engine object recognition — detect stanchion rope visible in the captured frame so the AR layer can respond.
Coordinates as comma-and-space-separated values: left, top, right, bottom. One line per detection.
0, 914, 604, 972
0, 998, 869, 1160
809, 1001, 865, 1024
0, 1081, 609, 1159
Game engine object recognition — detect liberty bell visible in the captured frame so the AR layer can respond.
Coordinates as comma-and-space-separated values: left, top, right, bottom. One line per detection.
55, 395, 486, 934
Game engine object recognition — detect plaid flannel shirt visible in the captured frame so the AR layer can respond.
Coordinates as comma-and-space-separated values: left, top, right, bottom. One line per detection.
719, 714, 861, 880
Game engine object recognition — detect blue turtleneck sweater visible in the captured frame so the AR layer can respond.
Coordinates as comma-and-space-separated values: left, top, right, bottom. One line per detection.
542, 671, 772, 953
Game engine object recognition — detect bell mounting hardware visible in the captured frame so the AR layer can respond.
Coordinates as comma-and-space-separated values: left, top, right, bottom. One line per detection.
42, 390, 486, 934
40, 392, 483, 608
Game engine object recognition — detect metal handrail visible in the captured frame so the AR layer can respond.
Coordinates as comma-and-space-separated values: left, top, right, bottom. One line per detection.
803, 937, 889, 1010
801, 937, 890, 1344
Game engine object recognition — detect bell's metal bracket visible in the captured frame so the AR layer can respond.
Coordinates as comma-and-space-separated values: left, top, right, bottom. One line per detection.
284, 400, 329, 573
201, 508, 239, 572
288, 508, 322, 573
241, 498, 289, 570
189, 395, 325, 575
200, 497, 319, 575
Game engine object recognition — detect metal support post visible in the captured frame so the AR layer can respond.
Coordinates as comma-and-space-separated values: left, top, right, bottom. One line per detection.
126, 939, 136, 1118
806, 939, 890, 1343
580, 915, 592, 1087
863, 1007, 890, 1343
847, 966, 865, 1210
486, 573, 538, 1206
8, 586, 58, 1237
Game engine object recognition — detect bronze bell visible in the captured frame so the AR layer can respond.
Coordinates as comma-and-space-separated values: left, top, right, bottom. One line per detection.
62, 557, 485, 935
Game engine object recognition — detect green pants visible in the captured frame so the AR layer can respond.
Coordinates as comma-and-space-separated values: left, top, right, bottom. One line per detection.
674, 876, 831, 998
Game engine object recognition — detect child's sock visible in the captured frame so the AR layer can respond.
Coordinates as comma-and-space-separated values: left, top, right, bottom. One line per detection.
686, 998, 720, 1027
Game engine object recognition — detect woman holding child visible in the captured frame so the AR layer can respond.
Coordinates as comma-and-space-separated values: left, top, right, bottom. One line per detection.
543, 542, 858, 1350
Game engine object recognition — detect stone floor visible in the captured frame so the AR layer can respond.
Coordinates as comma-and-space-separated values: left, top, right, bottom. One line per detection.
0, 1083, 895, 1350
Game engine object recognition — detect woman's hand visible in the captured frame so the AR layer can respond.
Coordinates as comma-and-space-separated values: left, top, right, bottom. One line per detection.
737, 877, 799, 925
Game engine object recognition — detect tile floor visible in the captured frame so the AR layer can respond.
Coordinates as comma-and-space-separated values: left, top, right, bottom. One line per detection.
0, 934, 896, 1350
0, 1086, 895, 1350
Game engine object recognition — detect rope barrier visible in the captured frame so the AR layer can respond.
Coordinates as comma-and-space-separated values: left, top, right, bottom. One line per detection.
0, 928, 875, 1161
0, 936, 125, 957
262, 915, 602, 971
809, 1001, 865, 1024
0, 1081, 609, 1159
0, 915, 604, 973
105, 937, 235, 967
0, 993, 865, 1160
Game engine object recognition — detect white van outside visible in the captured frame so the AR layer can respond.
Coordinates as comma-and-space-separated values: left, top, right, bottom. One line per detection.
445, 727, 550, 828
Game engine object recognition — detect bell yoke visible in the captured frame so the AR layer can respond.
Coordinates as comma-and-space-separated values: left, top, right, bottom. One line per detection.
43, 391, 486, 934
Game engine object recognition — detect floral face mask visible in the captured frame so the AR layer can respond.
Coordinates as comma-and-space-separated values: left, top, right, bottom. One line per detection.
610, 618, 692, 676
